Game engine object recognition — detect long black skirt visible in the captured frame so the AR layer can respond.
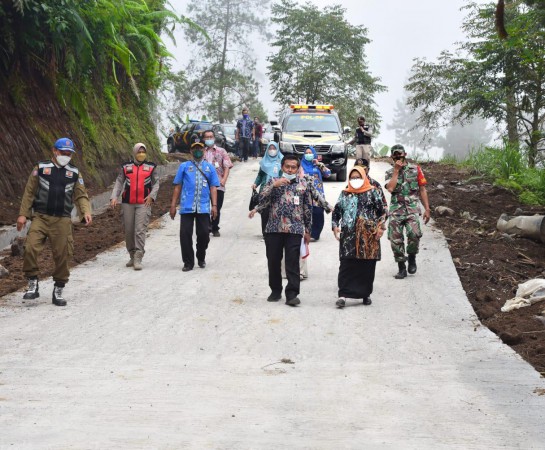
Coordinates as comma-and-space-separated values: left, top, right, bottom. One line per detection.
338, 259, 377, 299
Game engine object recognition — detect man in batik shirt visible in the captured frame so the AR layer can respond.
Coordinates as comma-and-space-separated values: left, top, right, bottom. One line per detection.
249, 155, 312, 307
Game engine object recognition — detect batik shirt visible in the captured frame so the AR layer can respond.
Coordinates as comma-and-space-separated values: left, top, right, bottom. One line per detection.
173, 160, 220, 214
385, 163, 427, 217
236, 117, 254, 139
332, 189, 387, 260
204, 145, 233, 192
256, 176, 313, 236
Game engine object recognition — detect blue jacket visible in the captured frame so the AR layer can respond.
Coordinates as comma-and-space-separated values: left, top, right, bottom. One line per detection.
173, 160, 220, 214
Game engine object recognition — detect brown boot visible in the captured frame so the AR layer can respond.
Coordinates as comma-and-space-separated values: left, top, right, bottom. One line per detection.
126, 251, 135, 267
133, 250, 143, 270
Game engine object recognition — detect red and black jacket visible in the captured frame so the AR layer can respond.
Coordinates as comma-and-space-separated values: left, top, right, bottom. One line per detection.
121, 161, 156, 204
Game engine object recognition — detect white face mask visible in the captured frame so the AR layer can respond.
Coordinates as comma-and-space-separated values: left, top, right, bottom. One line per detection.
56, 155, 72, 167
283, 173, 296, 181
349, 178, 364, 189
268, 149, 277, 157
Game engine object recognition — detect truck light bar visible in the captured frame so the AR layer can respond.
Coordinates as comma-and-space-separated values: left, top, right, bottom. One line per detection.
290, 104, 334, 110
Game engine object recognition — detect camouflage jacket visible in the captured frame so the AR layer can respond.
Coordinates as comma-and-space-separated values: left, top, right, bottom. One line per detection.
385, 163, 427, 217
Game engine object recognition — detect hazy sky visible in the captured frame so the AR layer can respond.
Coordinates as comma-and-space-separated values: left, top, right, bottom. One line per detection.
167, 0, 488, 146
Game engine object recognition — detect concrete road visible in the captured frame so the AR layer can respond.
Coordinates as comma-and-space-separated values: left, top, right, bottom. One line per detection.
1, 160, 544, 449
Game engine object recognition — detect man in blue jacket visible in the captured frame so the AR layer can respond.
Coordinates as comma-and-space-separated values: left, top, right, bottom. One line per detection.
170, 142, 220, 271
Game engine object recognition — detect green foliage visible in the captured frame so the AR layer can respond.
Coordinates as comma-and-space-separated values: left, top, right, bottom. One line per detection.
406, 1, 545, 167
460, 142, 545, 205
267, 0, 385, 127
440, 154, 459, 165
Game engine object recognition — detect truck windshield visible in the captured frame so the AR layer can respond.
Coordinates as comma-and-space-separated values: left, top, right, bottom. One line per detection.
284, 114, 339, 133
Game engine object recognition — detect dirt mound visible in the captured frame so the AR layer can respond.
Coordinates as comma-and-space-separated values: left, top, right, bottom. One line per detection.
424, 162, 545, 375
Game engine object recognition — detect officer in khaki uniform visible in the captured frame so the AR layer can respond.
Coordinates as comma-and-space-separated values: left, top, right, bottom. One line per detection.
16, 138, 92, 306
385, 144, 431, 279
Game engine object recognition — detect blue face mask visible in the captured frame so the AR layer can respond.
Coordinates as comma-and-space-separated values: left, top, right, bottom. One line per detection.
304, 154, 313, 161
243, 114, 249, 119
204, 139, 215, 147
283, 173, 296, 181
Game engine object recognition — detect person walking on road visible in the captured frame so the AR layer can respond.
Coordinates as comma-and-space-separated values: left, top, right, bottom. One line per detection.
170, 142, 220, 272
16, 137, 92, 306
252, 142, 283, 235
252, 116, 263, 158
347, 116, 373, 163
109, 143, 159, 270
332, 166, 387, 308
301, 146, 331, 241
203, 130, 233, 237
235, 107, 254, 162
385, 144, 431, 279
355, 158, 388, 212
248, 154, 312, 307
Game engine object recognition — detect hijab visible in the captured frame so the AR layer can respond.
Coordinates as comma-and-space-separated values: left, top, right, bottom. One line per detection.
133, 143, 146, 156
260, 141, 283, 178
343, 166, 373, 194
301, 145, 318, 175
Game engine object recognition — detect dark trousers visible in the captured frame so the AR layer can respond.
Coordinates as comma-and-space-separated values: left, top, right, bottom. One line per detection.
311, 206, 325, 240
252, 138, 260, 157
265, 232, 301, 300
210, 190, 225, 232
260, 207, 270, 235
179, 213, 210, 267
240, 137, 251, 161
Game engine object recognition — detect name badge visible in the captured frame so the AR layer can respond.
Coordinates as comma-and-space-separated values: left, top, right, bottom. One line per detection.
143, 165, 150, 172
294, 195, 300, 206
65, 171, 74, 178
43, 168, 51, 175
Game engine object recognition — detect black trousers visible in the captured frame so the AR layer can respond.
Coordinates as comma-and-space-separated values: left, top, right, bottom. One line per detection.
260, 207, 270, 235
179, 213, 210, 267
265, 232, 301, 300
210, 190, 225, 232
240, 137, 251, 161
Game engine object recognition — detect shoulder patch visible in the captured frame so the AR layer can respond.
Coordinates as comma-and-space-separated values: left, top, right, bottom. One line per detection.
79, 178, 84, 185
32, 170, 38, 176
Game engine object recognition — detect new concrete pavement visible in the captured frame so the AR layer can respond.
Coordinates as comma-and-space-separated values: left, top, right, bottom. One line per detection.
1, 160, 544, 449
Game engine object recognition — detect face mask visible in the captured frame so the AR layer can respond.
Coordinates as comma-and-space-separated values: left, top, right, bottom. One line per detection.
268, 149, 278, 157
243, 114, 249, 119
304, 154, 313, 161
193, 150, 203, 159
56, 155, 71, 167
349, 178, 364, 189
204, 139, 215, 147
283, 173, 296, 181
135, 153, 146, 162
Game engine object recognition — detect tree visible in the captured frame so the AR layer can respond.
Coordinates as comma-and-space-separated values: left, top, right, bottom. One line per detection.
436, 118, 494, 160
267, 0, 385, 127
183, 0, 270, 123
388, 95, 440, 155
406, 1, 545, 167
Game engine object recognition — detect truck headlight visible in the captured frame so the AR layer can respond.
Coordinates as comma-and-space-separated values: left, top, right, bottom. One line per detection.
280, 142, 293, 152
331, 144, 345, 153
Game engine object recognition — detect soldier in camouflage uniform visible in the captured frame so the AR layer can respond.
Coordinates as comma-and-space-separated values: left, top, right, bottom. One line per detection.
384, 144, 430, 279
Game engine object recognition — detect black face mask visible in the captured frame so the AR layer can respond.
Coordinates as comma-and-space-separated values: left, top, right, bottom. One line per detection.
392, 155, 404, 161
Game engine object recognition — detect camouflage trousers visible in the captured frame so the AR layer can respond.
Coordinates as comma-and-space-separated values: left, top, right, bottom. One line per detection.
387, 213, 423, 262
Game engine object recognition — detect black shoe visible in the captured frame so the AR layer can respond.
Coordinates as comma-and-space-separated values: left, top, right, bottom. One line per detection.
363, 297, 372, 306
182, 264, 194, 272
198, 260, 206, 268
285, 297, 301, 307
212, 231, 220, 237
23, 278, 39, 300
408, 254, 417, 274
267, 292, 282, 302
395, 262, 407, 279
52, 286, 67, 307
336, 297, 346, 308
